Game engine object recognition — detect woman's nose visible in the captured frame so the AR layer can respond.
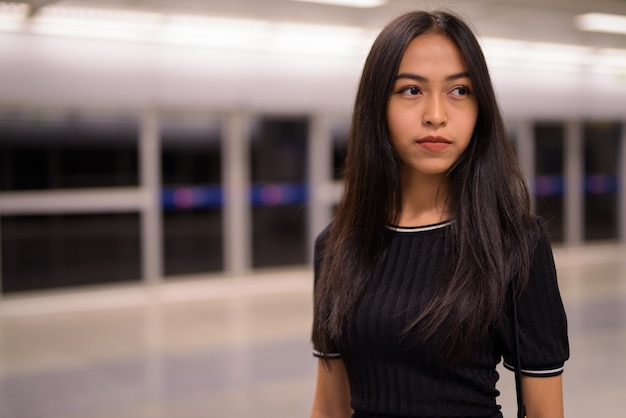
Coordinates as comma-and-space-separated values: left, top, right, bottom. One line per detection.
422, 95, 447, 127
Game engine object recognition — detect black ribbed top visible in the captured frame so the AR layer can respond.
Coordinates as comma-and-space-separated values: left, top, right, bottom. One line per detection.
313, 220, 569, 418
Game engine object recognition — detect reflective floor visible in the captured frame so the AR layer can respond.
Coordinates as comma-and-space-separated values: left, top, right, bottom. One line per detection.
1, 243, 625, 418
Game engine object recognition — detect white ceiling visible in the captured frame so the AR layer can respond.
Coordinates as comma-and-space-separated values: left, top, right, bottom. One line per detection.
28, 0, 626, 49
3, 0, 625, 117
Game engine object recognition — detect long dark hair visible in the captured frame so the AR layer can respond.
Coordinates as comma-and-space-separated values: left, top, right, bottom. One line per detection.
312, 10, 538, 361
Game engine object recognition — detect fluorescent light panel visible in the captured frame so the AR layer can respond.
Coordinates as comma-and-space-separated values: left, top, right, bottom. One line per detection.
0, 2, 28, 31
575, 13, 626, 36
0, 3, 375, 56
288, 0, 387, 8
481, 38, 626, 75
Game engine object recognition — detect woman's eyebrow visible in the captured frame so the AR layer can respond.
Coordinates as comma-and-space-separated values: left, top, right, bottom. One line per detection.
395, 72, 471, 82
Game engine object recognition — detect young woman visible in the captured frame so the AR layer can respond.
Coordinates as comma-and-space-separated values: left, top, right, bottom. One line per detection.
310, 10, 569, 418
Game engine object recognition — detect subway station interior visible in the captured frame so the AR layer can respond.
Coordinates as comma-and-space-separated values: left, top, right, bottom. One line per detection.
0, 0, 625, 417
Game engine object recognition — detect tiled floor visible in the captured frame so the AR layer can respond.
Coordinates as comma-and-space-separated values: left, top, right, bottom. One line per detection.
0, 244, 625, 418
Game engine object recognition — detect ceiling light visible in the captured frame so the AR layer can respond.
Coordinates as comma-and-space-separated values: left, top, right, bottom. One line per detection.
0, 4, 374, 57
592, 48, 626, 74
289, 0, 387, 8
575, 13, 626, 36
30, 6, 162, 43
481, 38, 595, 73
0, 2, 28, 31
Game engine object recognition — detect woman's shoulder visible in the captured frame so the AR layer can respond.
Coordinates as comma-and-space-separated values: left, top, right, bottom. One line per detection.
530, 216, 554, 245
315, 222, 333, 248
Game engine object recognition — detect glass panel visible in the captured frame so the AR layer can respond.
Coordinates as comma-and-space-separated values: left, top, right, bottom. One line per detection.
1, 213, 141, 293
250, 117, 308, 268
161, 117, 223, 276
0, 112, 138, 191
583, 122, 620, 241
534, 123, 565, 242
162, 210, 223, 276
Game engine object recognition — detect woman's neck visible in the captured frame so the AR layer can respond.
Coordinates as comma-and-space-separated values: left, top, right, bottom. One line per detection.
396, 172, 450, 227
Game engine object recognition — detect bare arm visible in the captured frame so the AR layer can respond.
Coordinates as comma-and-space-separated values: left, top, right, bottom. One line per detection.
310, 359, 352, 418
522, 375, 564, 418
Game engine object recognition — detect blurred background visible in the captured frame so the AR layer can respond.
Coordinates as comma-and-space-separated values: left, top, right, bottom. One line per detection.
0, 0, 625, 417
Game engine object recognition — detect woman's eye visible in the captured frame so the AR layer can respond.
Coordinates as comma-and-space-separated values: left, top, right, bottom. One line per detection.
450, 86, 471, 96
399, 86, 421, 96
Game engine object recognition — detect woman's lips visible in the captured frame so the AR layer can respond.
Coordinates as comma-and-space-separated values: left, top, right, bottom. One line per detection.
416, 136, 452, 152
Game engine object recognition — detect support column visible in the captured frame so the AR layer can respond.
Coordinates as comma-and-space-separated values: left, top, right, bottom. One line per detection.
564, 121, 583, 246
307, 114, 333, 263
140, 112, 162, 284
223, 112, 251, 275
514, 120, 535, 212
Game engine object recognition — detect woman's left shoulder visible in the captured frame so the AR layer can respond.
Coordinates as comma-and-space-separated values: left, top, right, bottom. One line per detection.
528, 216, 553, 247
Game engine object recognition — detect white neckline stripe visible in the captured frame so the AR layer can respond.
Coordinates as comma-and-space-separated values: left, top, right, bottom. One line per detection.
387, 220, 453, 233
503, 362, 564, 375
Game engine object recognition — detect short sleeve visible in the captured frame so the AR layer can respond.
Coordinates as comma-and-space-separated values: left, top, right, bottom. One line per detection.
500, 228, 570, 377
312, 225, 342, 359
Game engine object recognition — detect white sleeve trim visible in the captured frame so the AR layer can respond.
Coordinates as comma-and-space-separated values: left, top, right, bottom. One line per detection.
313, 349, 341, 359
503, 361, 564, 376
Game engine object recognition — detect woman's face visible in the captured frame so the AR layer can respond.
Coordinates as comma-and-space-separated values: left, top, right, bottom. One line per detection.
387, 32, 478, 181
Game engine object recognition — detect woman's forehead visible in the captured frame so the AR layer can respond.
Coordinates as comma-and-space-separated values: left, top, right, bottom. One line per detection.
396, 33, 469, 78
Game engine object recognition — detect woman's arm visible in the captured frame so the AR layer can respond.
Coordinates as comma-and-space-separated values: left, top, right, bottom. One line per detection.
521, 375, 564, 418
310, 359, 352, 418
